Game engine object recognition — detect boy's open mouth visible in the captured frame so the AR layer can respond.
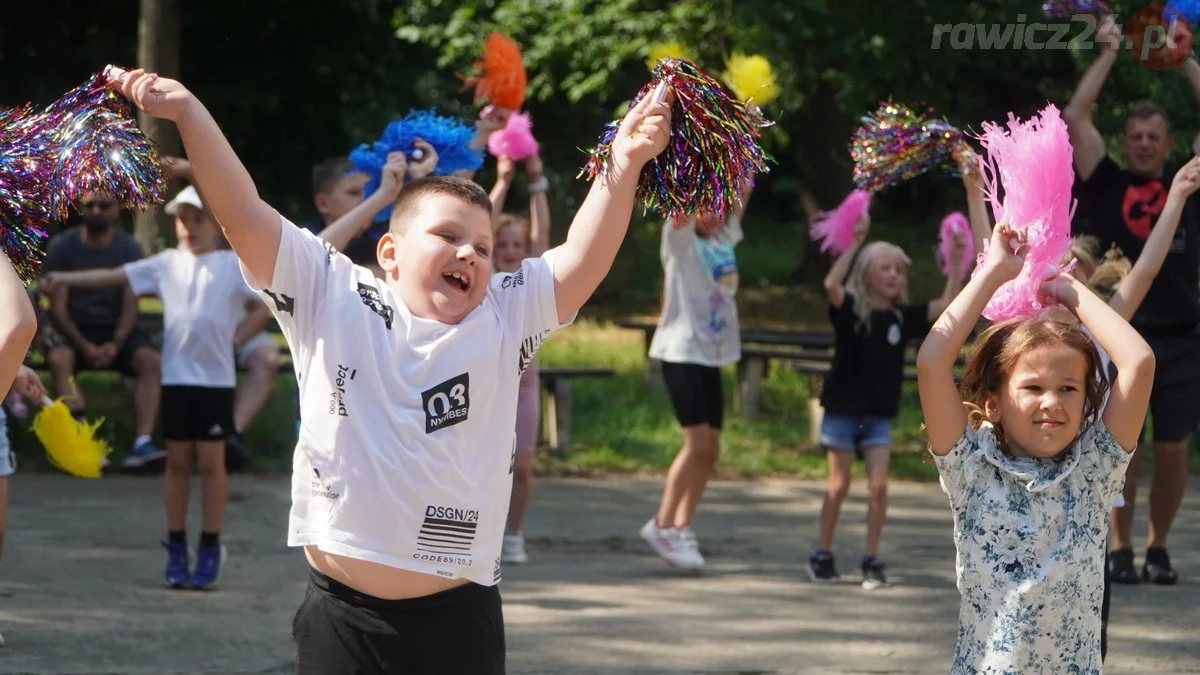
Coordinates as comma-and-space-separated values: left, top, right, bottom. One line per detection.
443, 271, 471, 292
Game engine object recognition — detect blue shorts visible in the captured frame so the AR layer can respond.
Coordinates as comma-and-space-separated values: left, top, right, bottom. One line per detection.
819, 414, 892, 452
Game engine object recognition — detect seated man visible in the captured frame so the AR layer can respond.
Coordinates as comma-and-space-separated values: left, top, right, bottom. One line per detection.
40, 192, 164, 472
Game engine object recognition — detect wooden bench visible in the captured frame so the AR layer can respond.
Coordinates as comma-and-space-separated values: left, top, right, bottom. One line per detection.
538, 367, 615, 453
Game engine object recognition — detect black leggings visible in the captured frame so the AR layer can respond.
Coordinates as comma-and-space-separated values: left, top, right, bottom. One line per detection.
293, 570, 505, 674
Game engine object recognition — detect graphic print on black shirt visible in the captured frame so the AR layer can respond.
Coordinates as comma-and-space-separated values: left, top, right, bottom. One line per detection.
819, 292, 931, 418
1078, 156, 1200, 330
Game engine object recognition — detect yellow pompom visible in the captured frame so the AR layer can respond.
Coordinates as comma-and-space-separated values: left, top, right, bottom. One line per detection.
32, 398, 111, 479
722, 53, 779, 107
645, 41, 696, 71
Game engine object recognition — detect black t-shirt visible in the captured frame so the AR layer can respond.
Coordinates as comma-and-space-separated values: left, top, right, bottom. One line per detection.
820, 292, 931, 418
41, 226, 144, 330
1076, 156, 1200, 332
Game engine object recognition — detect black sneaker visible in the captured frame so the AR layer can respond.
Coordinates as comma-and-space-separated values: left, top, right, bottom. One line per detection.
1108, 549, 1140, 585
1143, 547, 1179, 585
806, 551, 839, 584
225, 432, 248, 473
861, 558, 888, 590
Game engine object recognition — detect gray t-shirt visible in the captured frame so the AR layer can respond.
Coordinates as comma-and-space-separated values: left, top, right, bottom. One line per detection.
42, 226, 144, 329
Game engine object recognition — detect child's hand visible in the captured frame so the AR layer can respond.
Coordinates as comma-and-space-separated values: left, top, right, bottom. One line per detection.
107, 68, 194, 122
163, 156, 193, 180
610, 83, 673, 169
496, 155, 516, 184
852, 213, 870, 243
524, 153, 543, 181
1170, 156, 1200, 197
12, 365, 46, 403
38, 272, 63, 295
956, 146, 984, 194
982, 223, 1028, 281
377, 152, 408, 198
407, 139, 439, 181
477, 107, 510, 137
1039, 273, 1081, 309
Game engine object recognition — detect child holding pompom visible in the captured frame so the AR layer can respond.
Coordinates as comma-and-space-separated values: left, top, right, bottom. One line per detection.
0, 252, 41, 647
916, 223, 1154, 672
488, 151, 551, 565
42, 185, 270, 590
639, 181, 753, 571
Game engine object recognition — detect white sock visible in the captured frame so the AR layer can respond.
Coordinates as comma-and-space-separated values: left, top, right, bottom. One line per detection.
133, 435, 151, 449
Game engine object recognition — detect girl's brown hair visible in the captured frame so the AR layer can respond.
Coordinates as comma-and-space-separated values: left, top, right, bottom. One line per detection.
494, 213, 530, 240
959, 314, 1108, 454
1067, 235, 1131, 302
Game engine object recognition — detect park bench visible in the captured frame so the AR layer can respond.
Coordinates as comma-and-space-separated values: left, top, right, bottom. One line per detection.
537, 367, 616, 453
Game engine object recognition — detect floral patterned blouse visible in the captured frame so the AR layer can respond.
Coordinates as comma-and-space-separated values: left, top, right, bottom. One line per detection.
932, 421, 1132, 674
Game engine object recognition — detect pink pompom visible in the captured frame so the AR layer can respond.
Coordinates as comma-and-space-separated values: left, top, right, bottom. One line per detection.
486, 109, 538, 160
938, 212, 974, 277
810, 189, 871, 255
972, 104, 1077, 321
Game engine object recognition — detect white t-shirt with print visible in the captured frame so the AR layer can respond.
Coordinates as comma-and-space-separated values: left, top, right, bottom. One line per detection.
242, 216, 571, 587
932, 421, 1133, 673
648, 215, 742, 367
124, 249, 259, 388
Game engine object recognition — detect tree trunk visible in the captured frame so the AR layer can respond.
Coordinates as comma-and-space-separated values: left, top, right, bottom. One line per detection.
134, 0, 182, 254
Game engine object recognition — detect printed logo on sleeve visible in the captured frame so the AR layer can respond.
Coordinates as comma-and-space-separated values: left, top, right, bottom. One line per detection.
322, 239, 337, 262
422, 373, 470, 433
357, 283, 395, 330
494, 556, 503, 583
500, 269, 525, 289
263, 289, 295, 316
414, 504, 477, 566
328, 363, 356, 416
517, 329, 551, 377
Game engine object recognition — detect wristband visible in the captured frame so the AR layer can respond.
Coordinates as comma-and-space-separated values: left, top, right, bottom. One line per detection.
528, 176, 549, 194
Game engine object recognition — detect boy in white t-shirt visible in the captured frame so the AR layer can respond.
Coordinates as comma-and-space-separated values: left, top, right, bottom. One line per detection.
43, 185, 269, 591
110, 68, 671, 672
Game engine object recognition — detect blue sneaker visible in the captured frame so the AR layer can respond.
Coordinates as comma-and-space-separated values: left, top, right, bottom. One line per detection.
191, 543, 226, 590
121, 441, 166, 474
163, 540, 190, 589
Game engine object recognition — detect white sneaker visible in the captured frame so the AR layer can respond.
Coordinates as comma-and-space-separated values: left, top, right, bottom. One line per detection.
501, 532, 528, 565
678, 527, 706, 567
639, 518, 704, 569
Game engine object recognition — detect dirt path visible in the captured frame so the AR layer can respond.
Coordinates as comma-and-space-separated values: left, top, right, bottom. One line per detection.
0, 474, 1196, 674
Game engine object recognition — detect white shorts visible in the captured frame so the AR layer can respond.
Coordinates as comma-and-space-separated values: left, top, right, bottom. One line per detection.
235, 331, 278, 369
0, 408, 14, 478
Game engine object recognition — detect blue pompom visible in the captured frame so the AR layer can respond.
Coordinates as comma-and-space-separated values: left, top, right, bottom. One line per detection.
349, 110, 485, 223
1166, 0, 1200, 25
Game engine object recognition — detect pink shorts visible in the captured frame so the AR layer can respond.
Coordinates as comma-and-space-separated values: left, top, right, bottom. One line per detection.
515, 364, 540, 454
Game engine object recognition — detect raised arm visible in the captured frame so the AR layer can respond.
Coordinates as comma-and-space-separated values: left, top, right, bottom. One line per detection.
0, 255, 37, 397
733, 176, 755, 222
111, 69, 281, 288
956, 148, 993, 246
1061, 18, 1122, 180
1045, 275, 1154, 450
1108, 157, 1200, 320
526, 154, 551, 257
927, 228, 967, 320
917, 225, 1027, 454
822, 216, 869, 309
490, 155, 515, 222
1181, 52, 1200, 106
551, 86, 671, 323
317, 149, 427, 252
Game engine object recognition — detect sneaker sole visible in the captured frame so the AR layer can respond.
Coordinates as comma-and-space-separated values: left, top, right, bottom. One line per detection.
639, 532, 703, 570
805, 564, 838, 584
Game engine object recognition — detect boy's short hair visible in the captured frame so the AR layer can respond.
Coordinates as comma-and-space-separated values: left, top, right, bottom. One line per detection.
312, 157, 355, 196
389, 176, 493, 234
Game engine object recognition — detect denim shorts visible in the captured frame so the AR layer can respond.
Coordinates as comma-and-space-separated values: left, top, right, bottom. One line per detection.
819, 414, 892, 452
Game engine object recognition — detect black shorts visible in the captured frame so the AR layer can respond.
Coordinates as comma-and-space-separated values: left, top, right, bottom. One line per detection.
161, 386, 235, 442
661, 361, 724, 429
293, 570, 505, 675
1142, 329, 1200, 443
68, 325, 156, 378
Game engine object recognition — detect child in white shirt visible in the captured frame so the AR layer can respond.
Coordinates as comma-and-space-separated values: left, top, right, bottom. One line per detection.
917, 224, 1155, 672
110, 67, 671, 672
43, 185, 269, 590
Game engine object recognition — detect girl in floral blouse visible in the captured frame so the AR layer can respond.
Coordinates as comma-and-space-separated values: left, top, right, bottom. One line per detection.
915, 224, 1154, 673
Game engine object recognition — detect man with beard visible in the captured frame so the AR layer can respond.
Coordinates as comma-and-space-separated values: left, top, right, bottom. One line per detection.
40, 192, 165, 473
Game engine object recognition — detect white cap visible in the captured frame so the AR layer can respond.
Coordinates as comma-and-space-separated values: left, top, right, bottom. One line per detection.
165, 185, 204, 215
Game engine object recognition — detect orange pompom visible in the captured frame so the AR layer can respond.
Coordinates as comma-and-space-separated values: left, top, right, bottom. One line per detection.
1128, 4, 1194, 70
463, 32, 527, 110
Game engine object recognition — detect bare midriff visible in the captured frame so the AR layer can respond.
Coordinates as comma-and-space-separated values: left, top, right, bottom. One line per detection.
305, 546, 470, 600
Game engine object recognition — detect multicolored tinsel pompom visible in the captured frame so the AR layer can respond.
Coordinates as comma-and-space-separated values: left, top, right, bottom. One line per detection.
1042, 0, 1111, 18
0, 68, 166, 283
349, 109, 485, 224
0, 104, 55, 283
580, 58, 773, 224
41, 71, 169, 222
850, 102, 964, 194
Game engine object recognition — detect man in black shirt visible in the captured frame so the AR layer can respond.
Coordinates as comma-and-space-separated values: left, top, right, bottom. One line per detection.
1063, 19, 1200, 586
